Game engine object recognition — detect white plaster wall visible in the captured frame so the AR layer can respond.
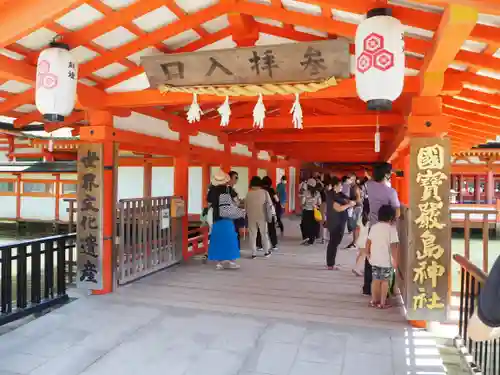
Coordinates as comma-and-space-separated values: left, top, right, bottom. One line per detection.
23, 173, 55, 180
59, 199, 70, 222
289, 167, 296, 211
188, 167, 202, 214
117, 166, 144, 200
189, 132, 224, 151
258, 169, 267, 178
21, 197, 55, 220
152, 167, 174, 197
114, 112, 180, 141
231, 143, 252, 157
258, 150, 271, 161
0, 153, 8, 162
0, 196, 16, 219
231, 167, 249, 198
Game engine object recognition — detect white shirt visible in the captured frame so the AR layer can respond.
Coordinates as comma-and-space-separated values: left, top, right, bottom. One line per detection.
368, 222, 399, 267
356, 216, 369, 249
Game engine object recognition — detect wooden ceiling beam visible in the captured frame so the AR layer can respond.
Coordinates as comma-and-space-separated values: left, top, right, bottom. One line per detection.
228, 130, 384, 143
411, 0, 500, 17
0, 0, 86, 47
443, 96, 500, 119
78, 3, 230, 78
419, 4, 477, 96
449, 117, 500, 136
102, 27, 232, 89
300, 0, 499, 45
458, 88, 500, 107
236, 2, 500, 74
198, 114, 403, 131
444, 107, 500, 127
105, 76, 461, 108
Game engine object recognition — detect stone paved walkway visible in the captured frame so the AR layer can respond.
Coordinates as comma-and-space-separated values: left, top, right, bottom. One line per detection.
0, 219, 469, 375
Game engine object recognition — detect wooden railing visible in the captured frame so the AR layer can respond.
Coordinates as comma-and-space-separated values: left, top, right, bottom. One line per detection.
116, 197, 183, 284
453, 255, 499, 375
0, 234, 75, 326
187, 226, 209, 258
450, 203, 499, 277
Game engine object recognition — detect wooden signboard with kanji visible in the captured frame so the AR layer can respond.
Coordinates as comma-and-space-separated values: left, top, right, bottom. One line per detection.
76, 144, 104, 290
406, 137, 451, 322
141, 39, 350, 88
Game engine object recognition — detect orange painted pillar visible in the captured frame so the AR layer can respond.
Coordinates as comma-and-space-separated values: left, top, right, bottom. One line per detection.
220, 139, 231, 172
474, 175, 481, 204
174, 135, 190, 259
143, 160, 152, 198
202, 163, 210, 208
15, 174, 21, 220
295, 164, 301, 214
458, 174, 464, 203
54, 174, 61, 222
88, 110, 117, 295
486, 169, 494, 204
268, 156, 277, 183
248, 149, 258, 178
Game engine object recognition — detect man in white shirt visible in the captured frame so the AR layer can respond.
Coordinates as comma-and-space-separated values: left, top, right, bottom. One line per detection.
366, 205, 399, 309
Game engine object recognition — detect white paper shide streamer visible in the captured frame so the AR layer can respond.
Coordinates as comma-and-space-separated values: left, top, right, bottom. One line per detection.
187, 93, 203, 123
253, 93, 266, 129
217, 96, 231, 127
374, 123, 381, 153
290, 93, 303, 129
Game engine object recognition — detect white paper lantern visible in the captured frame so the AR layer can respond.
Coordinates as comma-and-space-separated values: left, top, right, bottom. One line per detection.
355, 8, 405, 111
35, 42, 78, 122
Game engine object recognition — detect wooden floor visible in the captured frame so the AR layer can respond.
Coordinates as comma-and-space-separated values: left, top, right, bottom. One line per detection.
111, 218, 408, 330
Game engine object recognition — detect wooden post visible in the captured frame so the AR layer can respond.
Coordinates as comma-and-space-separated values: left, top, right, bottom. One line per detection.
77, 110, 117, 295
474, 175, 481, 203
403, 97, 451, 327
174, 135, 190, 259
295, 164, 301, 214
143, 159, 152, 198
486, 168, 494, 205
496, 199, 500, 238
54, 173, 61, 222
458, 174, 464, 203
15, 174, 21, 220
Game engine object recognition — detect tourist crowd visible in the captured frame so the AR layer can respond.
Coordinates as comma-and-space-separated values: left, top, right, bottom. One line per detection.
202, 163, 401, 309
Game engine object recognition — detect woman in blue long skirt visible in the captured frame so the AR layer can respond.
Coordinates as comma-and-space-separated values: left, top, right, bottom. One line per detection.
206, 171, 245, 270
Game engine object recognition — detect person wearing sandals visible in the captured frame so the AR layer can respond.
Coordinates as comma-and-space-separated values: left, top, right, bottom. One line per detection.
245, 176, 273, 258
207, 171, 245, 270
366, 205, 399, 309
363, 163, 400, 296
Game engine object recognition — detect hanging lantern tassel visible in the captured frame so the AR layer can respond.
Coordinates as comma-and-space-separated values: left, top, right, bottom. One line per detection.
187, 93, 203, 123
290, 93, 303, 129
374, 115, 380, 153
253, 93, 266, 129
48, 139, 54, 152
217, 96, 231, 127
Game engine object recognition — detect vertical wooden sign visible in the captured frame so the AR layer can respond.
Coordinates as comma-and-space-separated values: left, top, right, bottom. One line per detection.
76, 144, 104, 290
407, 137, 451, 321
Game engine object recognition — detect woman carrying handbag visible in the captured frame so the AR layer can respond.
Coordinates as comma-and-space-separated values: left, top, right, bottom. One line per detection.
207, 171, 245, 270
